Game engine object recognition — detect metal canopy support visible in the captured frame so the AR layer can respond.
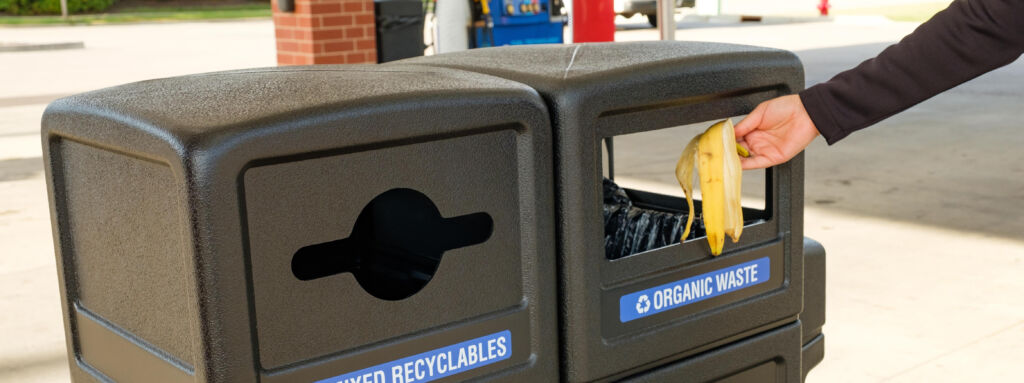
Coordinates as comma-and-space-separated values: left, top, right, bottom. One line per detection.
435, 0, 470, 53
657, 0, 675, 40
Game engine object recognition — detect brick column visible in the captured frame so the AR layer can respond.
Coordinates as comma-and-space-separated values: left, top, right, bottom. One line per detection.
271, 0, 378, 65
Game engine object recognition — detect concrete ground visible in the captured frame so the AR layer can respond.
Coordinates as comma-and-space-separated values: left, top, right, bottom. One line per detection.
1, 15, 1022, 383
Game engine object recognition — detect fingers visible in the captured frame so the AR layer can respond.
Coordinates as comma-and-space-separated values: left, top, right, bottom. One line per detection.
733, 101, 768, 138
735, 95, 815, 170
740, 154, 778, 170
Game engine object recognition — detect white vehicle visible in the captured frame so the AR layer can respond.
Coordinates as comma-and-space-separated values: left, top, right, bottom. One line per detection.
614, 0, 695, 27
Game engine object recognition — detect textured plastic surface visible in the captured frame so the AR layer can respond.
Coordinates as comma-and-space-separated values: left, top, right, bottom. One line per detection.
42, 65, 558, 382
398, 41, 808, 382
800, 238, 827, 380
801, 334, 824, 382
801, 238, 826, 344
619, 321, 804, 383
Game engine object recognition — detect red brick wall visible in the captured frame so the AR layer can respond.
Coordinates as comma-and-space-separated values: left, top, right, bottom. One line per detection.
271, 0, 377, 65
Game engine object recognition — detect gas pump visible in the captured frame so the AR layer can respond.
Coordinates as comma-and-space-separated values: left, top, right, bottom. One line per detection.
469, 0, 565, 48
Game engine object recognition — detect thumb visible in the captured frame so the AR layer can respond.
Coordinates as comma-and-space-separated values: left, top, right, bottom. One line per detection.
734, 102, 767, 139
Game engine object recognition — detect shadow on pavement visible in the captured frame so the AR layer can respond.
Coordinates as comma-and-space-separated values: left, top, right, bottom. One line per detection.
0, 352, 67, 380
0, 94, 71, 108
617, 19, 770, 31
612, 42, 1024, 242
0, 157, 43, 183
794, 44, 1024, 241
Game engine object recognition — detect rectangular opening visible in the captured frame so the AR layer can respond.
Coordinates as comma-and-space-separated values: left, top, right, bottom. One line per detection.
601, 119, 770, 260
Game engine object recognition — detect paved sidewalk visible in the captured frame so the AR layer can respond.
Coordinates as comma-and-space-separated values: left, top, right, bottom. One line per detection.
0, 20, 277, 383
1, 16, 1022, 383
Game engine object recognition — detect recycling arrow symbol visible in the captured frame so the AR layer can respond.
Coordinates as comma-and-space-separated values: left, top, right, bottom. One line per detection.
635, 294, 651, 314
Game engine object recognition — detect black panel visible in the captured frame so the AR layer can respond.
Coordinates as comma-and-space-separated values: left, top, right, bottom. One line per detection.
618, 321, 803, 383
801, 238, 827, 345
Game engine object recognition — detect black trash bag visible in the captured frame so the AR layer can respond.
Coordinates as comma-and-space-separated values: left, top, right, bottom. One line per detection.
603, 178, 698, 260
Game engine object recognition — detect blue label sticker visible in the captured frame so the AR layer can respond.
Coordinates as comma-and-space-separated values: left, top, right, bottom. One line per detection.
314, 330, 511, 383
619, 257, 770, 323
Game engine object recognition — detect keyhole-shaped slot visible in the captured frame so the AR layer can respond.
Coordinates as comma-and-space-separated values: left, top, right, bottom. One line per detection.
291, 188, 493, 301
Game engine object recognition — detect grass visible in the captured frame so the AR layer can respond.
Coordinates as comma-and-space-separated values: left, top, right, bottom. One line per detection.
0, 3, 270, 26
834, 2, 952, 23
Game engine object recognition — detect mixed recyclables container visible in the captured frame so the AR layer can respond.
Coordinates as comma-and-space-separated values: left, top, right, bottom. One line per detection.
42, 41, 825, 382
41, 65, 557, 382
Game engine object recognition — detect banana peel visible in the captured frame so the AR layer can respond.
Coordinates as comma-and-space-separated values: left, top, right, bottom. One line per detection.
675, 119, 745, 256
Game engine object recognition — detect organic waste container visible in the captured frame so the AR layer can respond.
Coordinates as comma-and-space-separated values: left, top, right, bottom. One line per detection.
399, 41, 822, 382
41, 65, 559, 382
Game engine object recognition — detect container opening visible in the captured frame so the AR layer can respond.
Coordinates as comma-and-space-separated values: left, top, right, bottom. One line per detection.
601, 120, 770, 260
291, 188, 493, 300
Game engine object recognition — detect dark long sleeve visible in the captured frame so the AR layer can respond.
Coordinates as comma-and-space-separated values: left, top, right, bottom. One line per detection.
800, 0, 1024, 144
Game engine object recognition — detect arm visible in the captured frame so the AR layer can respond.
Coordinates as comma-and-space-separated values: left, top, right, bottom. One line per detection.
736, 0, 1024, 169
804, 0, 1024, 144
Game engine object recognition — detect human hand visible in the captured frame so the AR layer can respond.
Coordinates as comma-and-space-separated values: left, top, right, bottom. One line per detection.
734, 95, 820, 170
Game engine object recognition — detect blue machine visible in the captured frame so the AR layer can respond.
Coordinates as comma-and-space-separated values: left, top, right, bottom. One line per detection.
471, 0, 565, 48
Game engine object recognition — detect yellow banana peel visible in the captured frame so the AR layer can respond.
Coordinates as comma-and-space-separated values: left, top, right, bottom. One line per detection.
735, 143, 751, 158
675, 119, 744, 256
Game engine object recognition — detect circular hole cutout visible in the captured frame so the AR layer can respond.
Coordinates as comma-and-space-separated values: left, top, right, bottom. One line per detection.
292, 188, 493, 300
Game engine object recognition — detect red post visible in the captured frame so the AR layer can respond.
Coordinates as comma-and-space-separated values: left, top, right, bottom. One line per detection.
817, 0, 830, 16
572, 0, 615, 42
271, 0, 378, 65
